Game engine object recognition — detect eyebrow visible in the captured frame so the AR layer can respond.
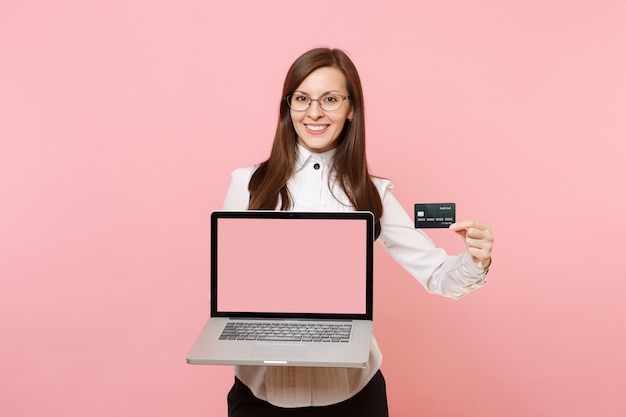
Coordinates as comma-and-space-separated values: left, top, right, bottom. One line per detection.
293, 90, 345, 96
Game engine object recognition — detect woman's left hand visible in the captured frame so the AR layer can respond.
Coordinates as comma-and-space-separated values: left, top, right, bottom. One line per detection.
449, 220, 494, 268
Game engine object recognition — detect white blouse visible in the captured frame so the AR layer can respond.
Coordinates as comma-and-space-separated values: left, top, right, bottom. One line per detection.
221, 145, 488, 408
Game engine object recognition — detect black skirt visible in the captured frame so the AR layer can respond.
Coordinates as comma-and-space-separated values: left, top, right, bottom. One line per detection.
227, 369, 389, 417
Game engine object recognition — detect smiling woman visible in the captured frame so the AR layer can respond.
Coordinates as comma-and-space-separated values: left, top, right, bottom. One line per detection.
247, 48, 382, 219
220, 47, 493, 417
286, 68, 353, 153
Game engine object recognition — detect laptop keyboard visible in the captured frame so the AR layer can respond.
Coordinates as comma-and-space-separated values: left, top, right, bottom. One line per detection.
219, 321, 352, 342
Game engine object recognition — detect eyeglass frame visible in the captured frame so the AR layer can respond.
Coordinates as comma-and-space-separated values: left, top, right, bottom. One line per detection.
284, 93, 351, 112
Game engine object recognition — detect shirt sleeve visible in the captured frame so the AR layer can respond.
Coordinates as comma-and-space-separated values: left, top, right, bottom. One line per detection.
222, 166, 256, 210
374, 178, 488, 300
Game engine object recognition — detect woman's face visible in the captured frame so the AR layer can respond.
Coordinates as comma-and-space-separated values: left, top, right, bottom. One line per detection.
290, 66, 353, 153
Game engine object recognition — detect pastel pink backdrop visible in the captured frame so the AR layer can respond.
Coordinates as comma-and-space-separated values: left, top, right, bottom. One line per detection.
1, 1, 625, 416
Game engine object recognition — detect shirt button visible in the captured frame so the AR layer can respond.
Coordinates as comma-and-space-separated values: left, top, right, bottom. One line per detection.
313, 163, 320, 170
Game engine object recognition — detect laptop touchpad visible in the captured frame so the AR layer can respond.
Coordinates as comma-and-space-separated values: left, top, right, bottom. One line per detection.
253, 343, 306, 359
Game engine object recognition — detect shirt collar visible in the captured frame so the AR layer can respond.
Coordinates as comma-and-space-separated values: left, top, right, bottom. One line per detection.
295, 144, 337, 173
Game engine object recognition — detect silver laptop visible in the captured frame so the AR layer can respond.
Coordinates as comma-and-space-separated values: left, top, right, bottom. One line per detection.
186, 210, 374, 368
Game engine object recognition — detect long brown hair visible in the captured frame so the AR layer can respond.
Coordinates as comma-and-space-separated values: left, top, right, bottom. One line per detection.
248, 47, 383, 221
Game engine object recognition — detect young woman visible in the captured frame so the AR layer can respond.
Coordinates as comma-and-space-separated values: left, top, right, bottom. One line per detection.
221, 47, 494, 417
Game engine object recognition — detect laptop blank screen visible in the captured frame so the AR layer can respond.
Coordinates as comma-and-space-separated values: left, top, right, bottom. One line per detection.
213, 214, 370, 316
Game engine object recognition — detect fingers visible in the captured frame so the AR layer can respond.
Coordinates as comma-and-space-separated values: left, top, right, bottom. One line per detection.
449, 219, 489, 232
449, 220, 494, 268
466, 243, 492, 267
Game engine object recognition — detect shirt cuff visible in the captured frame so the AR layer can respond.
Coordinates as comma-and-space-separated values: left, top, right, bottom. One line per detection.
462, 252, 490, 279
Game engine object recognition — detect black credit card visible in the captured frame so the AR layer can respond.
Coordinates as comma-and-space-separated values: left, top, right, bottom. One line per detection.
414, 203, 456, 228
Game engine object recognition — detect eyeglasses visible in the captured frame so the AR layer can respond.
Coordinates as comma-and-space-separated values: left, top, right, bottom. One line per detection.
285, 94, 350, 112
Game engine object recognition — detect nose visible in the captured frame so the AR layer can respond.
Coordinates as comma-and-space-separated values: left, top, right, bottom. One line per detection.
306, 99, 324, 119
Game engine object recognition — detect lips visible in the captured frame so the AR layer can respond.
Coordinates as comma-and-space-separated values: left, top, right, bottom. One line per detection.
305, 124, 329, 134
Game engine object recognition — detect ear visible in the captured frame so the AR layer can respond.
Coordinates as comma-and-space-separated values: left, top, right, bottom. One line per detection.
347, 108, 353, 121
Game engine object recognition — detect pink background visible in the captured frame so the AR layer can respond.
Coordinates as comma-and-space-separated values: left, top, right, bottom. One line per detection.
216, 218, 366, 314
1, 1, 625, 416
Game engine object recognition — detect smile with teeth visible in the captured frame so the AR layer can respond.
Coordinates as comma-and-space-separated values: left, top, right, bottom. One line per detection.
306, 124, 329, 133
